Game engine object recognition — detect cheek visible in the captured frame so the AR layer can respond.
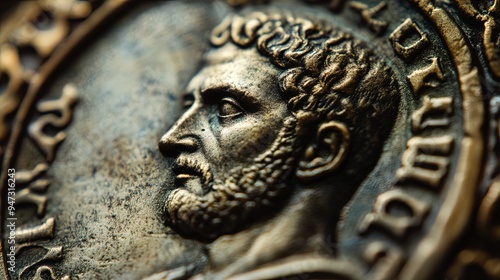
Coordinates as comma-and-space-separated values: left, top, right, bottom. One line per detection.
219, 117, 281, 163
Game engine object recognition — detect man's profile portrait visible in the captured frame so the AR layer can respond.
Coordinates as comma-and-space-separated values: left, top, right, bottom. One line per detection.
156, 8, 400, 279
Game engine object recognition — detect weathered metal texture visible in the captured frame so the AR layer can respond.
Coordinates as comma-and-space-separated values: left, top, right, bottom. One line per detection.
0, 1, 498, 279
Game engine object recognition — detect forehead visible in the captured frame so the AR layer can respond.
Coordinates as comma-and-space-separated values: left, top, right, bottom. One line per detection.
186, 44, 281, 97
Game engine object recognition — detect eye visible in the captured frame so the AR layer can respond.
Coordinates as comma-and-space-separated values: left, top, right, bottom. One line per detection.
218, 98, 244, 120
182, 94, 194, 109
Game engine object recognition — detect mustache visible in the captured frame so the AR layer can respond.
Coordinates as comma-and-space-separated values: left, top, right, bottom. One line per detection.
172, 157, 213, 187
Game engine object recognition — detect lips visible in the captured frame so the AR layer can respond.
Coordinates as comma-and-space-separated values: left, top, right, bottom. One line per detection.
172, 163, 200, 181
172, 157, 212, 187
176, 173, 197, 179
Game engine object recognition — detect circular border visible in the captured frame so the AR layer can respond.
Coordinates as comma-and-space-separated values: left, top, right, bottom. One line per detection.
0, 1, 485, 279
400, 0, 484, 279
0, 1, 131, 278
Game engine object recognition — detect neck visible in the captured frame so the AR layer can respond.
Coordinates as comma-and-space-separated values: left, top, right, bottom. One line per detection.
205, 187, 335, 278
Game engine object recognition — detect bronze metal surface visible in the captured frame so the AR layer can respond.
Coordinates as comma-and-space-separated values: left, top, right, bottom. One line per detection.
0, 1, 498, 279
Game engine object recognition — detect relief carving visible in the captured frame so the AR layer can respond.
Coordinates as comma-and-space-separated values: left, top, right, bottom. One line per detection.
0, 1, 496, 279
156, 9, 400, 278
28, 83, 79, 162
455, 0, 500, 78
0, 0, 92, 144
389, 18, 429, 61
350, 2, 388, 35
396, 136, 453, 188
411, 96, 453, 132
407, 57, 444, 94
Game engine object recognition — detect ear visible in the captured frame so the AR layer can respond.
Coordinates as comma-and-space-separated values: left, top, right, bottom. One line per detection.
296, 121, 350, 182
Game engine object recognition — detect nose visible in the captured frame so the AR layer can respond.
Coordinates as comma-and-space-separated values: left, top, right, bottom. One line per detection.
158, 112, 200, 158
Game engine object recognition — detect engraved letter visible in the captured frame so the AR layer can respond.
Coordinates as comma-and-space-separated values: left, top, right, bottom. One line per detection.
10, 0, 92, 57
407, 58, 444, 94
17, 217, 55, 245
16, 163, 50, 216
359, 189, 430, 238
389, 18, 429, 60
350, 2, 388, 35
28, 83, 79, 161
19, 246, 62, 280
412, 96, 453, 131
16, 163, 49, 184
17, 183, 49, 217
397, 135, 453, 188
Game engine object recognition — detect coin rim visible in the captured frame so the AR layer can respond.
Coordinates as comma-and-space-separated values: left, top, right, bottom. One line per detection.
0, 1, 485, 279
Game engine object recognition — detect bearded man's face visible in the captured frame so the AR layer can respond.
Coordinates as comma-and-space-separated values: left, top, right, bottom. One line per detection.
158, 43, 299, 242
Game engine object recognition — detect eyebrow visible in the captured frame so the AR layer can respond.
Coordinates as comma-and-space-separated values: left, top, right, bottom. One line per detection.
199, 85, 260, 108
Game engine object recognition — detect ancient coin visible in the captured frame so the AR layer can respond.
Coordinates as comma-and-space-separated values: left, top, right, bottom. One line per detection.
0, 1, 499, 279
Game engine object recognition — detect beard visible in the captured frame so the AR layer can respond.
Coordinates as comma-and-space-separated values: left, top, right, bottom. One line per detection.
163, 117, 299, 242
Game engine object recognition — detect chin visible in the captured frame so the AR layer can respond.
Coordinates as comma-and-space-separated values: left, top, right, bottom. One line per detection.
174, 176, 206, 196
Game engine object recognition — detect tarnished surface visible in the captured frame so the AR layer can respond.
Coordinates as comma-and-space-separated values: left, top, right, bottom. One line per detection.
0, 1, 498, 279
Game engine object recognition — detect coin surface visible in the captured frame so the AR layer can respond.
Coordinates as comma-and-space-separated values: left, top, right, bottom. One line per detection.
0, 1, 499, 279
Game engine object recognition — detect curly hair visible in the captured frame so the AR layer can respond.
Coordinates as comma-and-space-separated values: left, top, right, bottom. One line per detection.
163, 10, 401, 242
210, 10, 400, 178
